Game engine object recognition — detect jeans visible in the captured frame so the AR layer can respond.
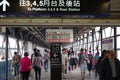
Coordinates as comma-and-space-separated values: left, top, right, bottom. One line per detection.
14, 63, 20, 77
44, 60, 48, 71
34, 66, 41, 80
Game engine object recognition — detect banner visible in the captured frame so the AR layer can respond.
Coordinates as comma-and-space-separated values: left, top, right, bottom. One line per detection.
102, 39, 113, 50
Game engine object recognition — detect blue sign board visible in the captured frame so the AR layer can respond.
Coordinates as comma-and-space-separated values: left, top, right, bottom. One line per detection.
0, 0, 110, 18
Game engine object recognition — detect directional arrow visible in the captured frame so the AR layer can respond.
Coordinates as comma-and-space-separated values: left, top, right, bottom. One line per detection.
0, 0, 10, 11
53, 53, 58, 57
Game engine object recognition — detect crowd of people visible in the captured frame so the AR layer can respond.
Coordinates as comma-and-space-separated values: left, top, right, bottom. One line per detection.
61, 48, 120, 80
12, 47, 120, 80
12, 48, 50, 80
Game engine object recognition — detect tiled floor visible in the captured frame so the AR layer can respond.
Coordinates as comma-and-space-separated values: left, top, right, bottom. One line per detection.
12, 62, 99, 80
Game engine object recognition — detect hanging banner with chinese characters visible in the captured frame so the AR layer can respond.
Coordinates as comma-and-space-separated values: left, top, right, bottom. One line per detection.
0, 0, 110, 18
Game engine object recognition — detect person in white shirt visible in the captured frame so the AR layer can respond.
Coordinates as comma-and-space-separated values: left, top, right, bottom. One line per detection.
62, 48, 68, 79
69, 51, 78, 70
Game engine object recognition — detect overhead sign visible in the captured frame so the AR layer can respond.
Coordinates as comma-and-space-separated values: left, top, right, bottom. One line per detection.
0, 0, 10, 11
0, 0, 110, 18
46, 29, 73, 43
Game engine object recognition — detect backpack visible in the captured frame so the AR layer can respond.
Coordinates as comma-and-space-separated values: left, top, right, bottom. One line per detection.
78, 53, 81, 65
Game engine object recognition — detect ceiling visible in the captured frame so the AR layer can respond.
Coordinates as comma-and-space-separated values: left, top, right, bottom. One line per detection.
6, 26, 93, 48
0, 0, 120, 48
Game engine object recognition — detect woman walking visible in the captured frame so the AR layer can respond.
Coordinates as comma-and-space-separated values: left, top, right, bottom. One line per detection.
32, 49, 42, 80
20, 52, 31, 80
87, 51, 93, 75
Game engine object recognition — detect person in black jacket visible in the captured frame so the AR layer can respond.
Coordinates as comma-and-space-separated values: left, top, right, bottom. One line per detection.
96, 50, 108, 76
100, 50, 120, 80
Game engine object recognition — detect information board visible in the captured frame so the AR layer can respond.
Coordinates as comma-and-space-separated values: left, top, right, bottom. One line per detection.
102, 39, 113, 50
46, 29, 73, 42
50, 44, 61, 80
0, 0, 110, 18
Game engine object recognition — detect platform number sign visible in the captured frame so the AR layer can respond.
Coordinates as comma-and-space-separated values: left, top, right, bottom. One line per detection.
0, 0, 110, 18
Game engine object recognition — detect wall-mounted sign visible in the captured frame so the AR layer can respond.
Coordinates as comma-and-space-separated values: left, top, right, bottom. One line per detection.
0, 0, 110, 18
102, 39, 113, 50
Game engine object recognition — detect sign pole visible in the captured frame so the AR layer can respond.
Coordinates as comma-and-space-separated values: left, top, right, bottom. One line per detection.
5, 27, 9, 80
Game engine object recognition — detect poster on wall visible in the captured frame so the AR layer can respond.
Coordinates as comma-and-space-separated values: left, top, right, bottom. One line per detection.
102, 39, 113, 50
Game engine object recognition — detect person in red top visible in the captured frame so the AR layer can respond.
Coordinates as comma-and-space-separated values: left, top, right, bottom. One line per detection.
20, 52, 31, 80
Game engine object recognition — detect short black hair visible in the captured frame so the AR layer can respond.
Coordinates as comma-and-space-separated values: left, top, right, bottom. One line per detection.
24, 52, 29, 56
80, 48, 84, 52
71, 51, 74, 53
101, 50, 107, 57
62, 48, 67, 51
45, 49, 47, 52
33, 48, 36, 51
14, 52, 17, 54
